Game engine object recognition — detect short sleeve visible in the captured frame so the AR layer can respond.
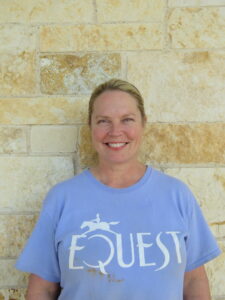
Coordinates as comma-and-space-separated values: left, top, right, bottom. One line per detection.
15, 190, 60, 282
185, 190, 221, 271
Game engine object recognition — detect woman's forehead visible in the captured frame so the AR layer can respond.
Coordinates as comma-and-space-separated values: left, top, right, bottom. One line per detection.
94, 112, 137, 119
93, 90, 139, 111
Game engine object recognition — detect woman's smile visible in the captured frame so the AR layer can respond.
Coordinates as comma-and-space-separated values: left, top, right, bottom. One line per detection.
104, 142, 129, 149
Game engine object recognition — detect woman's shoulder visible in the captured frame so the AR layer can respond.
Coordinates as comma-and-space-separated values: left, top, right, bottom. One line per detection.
49, 169, 88, 194
151, 167, 190, 191
151, 167, 197, 213
42, 169, 88, 209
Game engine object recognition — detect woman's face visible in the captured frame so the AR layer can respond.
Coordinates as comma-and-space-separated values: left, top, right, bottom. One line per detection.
90, 90, 145, 166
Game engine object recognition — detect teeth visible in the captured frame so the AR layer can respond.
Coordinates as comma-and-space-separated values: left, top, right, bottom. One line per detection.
107, 143, 126, 148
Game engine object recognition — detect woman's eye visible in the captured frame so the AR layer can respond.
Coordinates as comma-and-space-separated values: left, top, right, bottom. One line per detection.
123, 118, 134, 122
97, 119, 108, 124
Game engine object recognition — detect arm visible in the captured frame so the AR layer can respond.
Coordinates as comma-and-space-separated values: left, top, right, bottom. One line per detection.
184, 265, 211, 300
26, 274, 61, 300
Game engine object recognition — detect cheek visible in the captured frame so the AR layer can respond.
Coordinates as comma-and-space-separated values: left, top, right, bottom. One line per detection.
91, 127, 107, 142
128, 127, 144, 140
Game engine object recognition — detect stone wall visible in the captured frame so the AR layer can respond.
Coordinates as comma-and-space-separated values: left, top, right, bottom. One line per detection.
0, 0, 224, 299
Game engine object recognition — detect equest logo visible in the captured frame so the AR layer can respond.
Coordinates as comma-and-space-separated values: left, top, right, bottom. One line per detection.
69, 214, 183, 274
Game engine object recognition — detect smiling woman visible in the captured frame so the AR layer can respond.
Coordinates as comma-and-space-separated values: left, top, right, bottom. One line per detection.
15, 79, 221, 300
88, 79, 147, 187
90, 90, 145, 178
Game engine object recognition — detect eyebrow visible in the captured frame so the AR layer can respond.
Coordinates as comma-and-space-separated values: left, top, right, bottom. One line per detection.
95, 113, 136, 119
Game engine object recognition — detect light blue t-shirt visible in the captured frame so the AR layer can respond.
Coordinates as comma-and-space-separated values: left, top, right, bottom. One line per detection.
16, 167, 221, 300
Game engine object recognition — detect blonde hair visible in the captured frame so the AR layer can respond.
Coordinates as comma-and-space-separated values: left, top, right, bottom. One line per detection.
88, 78, 146, 125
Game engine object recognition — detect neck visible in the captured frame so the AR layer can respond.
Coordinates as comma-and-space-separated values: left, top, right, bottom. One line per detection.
90, 161, 147, 188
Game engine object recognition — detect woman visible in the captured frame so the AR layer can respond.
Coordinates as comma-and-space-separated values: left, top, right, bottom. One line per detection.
16, 79, 221, 299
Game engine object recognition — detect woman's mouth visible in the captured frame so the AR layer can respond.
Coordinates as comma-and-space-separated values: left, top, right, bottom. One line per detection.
105, 142, 128, 149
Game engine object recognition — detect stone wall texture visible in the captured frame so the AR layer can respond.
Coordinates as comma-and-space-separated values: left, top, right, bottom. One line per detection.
0, 0, 224, 299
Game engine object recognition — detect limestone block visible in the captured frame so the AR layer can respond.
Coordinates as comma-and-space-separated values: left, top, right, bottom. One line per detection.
169, 0, 225, 6
0, 260, 28, 286
0, 127, 27, 154
0, 215, 37, 257
206, 241, 225, 296
0, 0, 94, 23
216, 223, 225, 239
164, 168, 225, 226
0, 25, 37, 96
140, 123, 225, 165
210, 223, 225, 240
0, 157, 74, 211
40, 54, 121, 95
31, 126, 77, 153
127, 51, 225, 122
0, 97, 88, 125
168, 7, 225, 48
40, 23, 163, 52
0, 289, 26, 300
96, 0, 166, 22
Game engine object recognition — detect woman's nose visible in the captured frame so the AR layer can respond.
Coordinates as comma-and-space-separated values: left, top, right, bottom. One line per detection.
108, 122, 123, 136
